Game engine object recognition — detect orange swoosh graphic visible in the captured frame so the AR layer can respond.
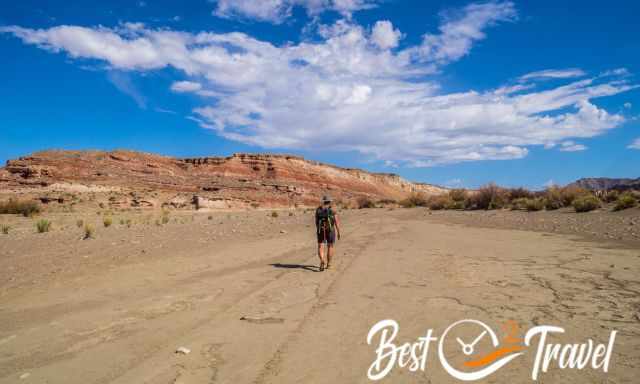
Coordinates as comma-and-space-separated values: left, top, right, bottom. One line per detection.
463, 346, 525, 368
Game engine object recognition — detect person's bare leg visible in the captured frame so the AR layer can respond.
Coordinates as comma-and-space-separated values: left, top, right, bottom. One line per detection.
317, 243, 326, 270
327, 244, 334, 268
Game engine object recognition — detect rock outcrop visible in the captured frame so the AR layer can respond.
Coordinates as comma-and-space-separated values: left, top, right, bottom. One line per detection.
0, 150, 447, 209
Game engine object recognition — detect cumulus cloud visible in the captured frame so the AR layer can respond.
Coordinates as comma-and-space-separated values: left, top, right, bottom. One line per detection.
213, 0, 380, 23
628, 138, 640, 150
518, 68, 586, 82
371, 20, 402, 49
1, 1, 637, 166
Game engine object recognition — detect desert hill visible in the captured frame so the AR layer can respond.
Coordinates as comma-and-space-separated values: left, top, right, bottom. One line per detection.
0, 150, 446, 210
567, 177, 640, 191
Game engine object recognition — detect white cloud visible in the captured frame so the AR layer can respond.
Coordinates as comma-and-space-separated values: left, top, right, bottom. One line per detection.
628, 138, 640, 150
519, 68, 586, 82
213, 0, 380, 23
371, 20, 402, 49
559, 140, 587, 152
107, 71, 147, 109
1, 1, 637, 166
171, 80, 202, 93
406, 1, 517, 64
624, 102, 632, 109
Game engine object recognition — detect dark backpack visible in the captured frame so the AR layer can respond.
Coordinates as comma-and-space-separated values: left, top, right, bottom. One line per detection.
316, 207, 335, 232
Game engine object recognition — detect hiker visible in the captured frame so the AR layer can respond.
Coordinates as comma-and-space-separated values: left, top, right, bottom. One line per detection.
315, 195, 341, 272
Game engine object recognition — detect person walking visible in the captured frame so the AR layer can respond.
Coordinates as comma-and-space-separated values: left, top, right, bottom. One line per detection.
315, 195, 341, 272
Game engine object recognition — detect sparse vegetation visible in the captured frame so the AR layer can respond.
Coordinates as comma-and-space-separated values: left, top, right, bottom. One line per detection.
83, 224, 95, 239
427, 195, 452, 210
208, 215, 213, 220
103, 217, 113, 227
36, 219, 52, 233
76, 219, 84, 228
399, 193, 428, 208
1, 224, 10, 234
466, 183, 508, 210
0, 199, 40, 217
524, 198, 545, 212
161, 210, 170, 224
613, 192, 637, 211
271, 211, 279, 218
357, 196, 376, 209
573, 195, 600, 213
603, 190, 620, 203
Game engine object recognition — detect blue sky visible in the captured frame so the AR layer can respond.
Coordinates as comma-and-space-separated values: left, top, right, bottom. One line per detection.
1, 0, 639, 189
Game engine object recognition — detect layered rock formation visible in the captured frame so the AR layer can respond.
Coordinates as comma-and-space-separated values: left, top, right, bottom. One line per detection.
0, 150, 446, 209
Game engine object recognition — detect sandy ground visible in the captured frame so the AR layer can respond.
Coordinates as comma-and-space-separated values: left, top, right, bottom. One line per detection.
1, 208, 639, 383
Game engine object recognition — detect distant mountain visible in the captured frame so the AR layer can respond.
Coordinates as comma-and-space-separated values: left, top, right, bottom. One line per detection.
0, 150, 447, 209
568, 177, 640, 191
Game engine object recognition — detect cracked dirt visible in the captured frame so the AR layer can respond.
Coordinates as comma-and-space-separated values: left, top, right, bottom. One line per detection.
0, 208, 639, 383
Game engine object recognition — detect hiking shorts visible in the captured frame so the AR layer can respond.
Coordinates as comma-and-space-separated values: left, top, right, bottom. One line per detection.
317, 228, 336, 245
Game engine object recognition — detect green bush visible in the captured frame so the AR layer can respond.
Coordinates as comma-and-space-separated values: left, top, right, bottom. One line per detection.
83, 224, 95, 239
36, 219, 51, 233
0, 199, 40, 217
448, 189, 468, 202
525, 198, 545, 212
399, 193, 429, 208
543, 187, 564, 210
103, 217, 113, 227
573, 195, 601, 213
510, 198, 528, 211
613, 192, 637, 211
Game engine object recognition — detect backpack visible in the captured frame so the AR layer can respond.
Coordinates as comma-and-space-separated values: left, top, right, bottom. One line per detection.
316, 206, 335, 233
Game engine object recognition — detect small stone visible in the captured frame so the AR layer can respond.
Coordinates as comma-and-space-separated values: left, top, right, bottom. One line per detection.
176, 347, 191, 355
20, 373, 30, 379
280, 230, 287, 234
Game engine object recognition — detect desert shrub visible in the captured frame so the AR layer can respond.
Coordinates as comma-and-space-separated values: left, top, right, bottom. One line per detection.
613, 192, 637, 211
250, 202, 260, 209
399, 193, 429, 208
125, 219, 132, 228
36, 219, 51, 233
103, 217, 113, 227
289, 211, 294, 216
76, 219, 84, 228
467, 183, 508, 210
0, 199, 40, 217
1, 224, 10, 234
509, 187, 534, 201
161, 210, 170, 224
271, 211, 279, 218
377, 198, 397, 206
560, 186, 589, 206
357, 196, 376, 209
447, 200, 466, 210
543, 187, 564, 210
83, 224, 95, 239
510, 198, 528, 211
573, 195, 600, 213
525, 198, 545, 212
427, 195, 453, 210
603, 190, 620, 203
208, 215, 213, 220
448, 189, 468, 203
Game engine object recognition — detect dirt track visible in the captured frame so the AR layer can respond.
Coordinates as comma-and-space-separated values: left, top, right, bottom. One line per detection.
1, 208, 639, 383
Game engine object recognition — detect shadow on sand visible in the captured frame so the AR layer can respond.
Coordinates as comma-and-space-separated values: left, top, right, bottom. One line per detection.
270, 263, 320, 272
